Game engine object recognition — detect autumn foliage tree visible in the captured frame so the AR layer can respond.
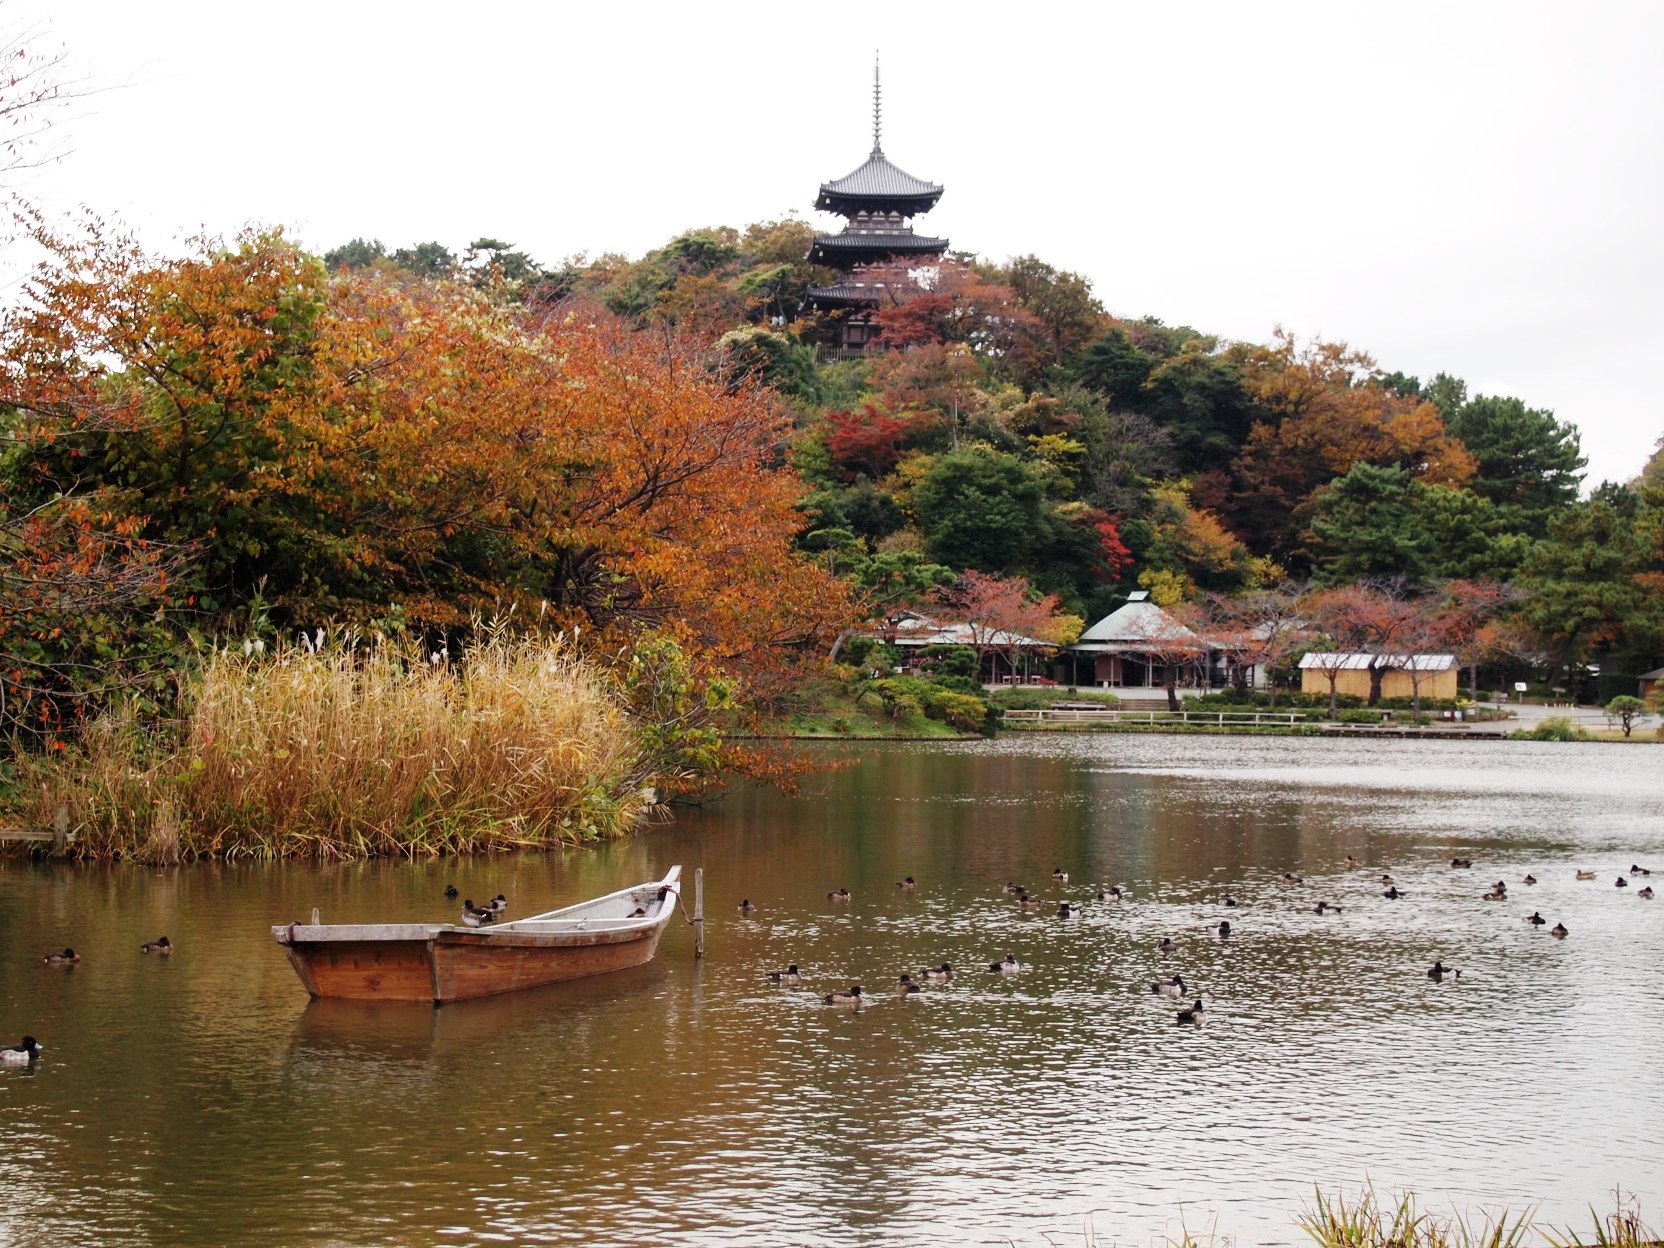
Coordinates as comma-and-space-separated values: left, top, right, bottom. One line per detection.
0, 226, 853, 734
934, 570, 1081, 681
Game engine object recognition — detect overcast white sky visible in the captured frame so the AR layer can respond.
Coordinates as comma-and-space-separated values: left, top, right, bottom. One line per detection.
8, 0, 1662, 486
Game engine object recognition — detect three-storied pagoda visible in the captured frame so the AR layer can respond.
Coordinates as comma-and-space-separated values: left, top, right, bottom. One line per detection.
805, 62, 948, 352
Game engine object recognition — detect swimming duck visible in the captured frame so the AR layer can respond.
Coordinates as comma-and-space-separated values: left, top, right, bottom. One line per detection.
1483, 888, 1508, 902
738, 898, 757, 914
1616, 877, 1628, 889
1575, 870, 1596, 881
139, 936, 172, 955
1451, 858, 1473, 869
766, 964, 802, 984
1314, 902, 1341, 915
894, 974, 922, 995
1281, 872, 1304, 885
1057, 902, 1081, 918
895, 877, 917, 891
1017, 891, 1046, 912
1550, 922, 1569, 938
460, 899, 494, 927
1220, 894, 1238, 908
1383, 886, 1405, 899
1380, 874, 1396, 885
987, 954, 1021, 974
1097, 886, 1125, 902
823, 985, 863, 1005
1, 1037, 43, 1068
1002, 881, 1024, 896
1051, 868, 1070, 884
1522, 874, 1537, 885
1639, 886, 1654, 899
1158, 937, 1177, 954
922, 963, 954, 983
1631, 864, 1652, 876
42, 948, 79, 964
1525, 911, 1546, 926
1427, 960, 1460, 981
444, 884, 459, 898
1151, 974, 1186, 996
487, 895, 507, 917
1344, 855, 1359, 868
1176, 999, 1204, 1025
1215, 921, 1232, 937
826, 888, 851, 903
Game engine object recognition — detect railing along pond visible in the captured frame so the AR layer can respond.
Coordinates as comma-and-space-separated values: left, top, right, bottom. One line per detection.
1002, 708, 1311, 727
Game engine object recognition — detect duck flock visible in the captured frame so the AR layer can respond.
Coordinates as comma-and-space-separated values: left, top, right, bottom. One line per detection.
742, 857, 1656, 1025
6, 884, 520, 1071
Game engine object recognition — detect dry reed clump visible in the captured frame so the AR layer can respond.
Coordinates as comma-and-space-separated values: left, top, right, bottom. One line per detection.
1295, 1184, 1658, 1248
14, 633, 651, 861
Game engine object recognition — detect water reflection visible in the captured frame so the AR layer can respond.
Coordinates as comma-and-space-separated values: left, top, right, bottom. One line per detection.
1, 736, 1661, 1246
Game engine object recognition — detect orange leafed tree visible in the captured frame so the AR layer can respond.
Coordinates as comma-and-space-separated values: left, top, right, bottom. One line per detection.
1, 226, 853, 726
935, 570, 1080, 682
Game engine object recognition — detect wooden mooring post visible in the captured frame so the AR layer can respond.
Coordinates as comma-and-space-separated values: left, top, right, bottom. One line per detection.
0, 802, 73, 853
693, 867, 704, 959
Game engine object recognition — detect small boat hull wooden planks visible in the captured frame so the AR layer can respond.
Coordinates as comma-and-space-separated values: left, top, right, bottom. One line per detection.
273, 866, 682, 1003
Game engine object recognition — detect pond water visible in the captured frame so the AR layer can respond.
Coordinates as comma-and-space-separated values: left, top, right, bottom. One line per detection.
2, 735, 1662, 1246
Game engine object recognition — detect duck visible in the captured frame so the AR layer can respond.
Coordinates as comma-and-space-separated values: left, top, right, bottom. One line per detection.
1281, 872, 1304, 885
1575, 870, 1596, 881
1483, 888, 1508, 902
894, 974, 922, 995
444, 884, 459, 898
766, 964, 802, 985
1616, 877, 1629, 889
1525, 911, 1546, 926
1097, 886, 1125, 902
1002, 881, 1024, 896
1380, 874, 1396, 885
826, 887, 851, 903
1158, 937, 1177, 954
1176, 999, 1204, 1025
1383, 886, 1405, 899
1550, 922, 1569, 938
823, 985, 863, 1005
1017, 891, 1046, 912
1427, 960, 1460, 981
987, 954, 1021, 974
1215, 921, 1232, 937
460, 899, 494, 927
1314, 902, 1342, 915
139, 936, 172, 955
1, 1037, 43, 1068
1344, 855, 1359, 869
1639, 886, 1655, 900
1451, 858, 1473, 869
1522, 874, 1537, 885
1220, 893, 1239, 908
42, 948, 79, 964
922, 963, 954, 983
895, 876, 917, 892
1151, 974, 1186, 996
738, 898, 757, 914
1631, 864, 1652, 876
487, 895, 507, 918
1057, 902, 1081, 918
1051, 867, 1070, 884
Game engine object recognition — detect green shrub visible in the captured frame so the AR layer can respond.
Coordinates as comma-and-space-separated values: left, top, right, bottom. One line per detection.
1518, 715, 1582, 741
1338, 708, 1387, 724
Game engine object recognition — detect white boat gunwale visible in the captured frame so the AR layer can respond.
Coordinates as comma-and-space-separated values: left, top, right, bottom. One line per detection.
271, 865, 683, 946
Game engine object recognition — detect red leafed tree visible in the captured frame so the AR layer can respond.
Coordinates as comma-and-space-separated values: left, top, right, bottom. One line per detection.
1302, 582, 1427, 711
1432, 578, 1519, 701
935, 570, 1078, 682
1200, 584, 1311, 709
1094, 514, 1135, 579
823, 403, 915, 480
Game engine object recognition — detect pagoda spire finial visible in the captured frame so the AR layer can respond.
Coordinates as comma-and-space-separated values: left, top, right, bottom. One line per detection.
871, 52, 883, 156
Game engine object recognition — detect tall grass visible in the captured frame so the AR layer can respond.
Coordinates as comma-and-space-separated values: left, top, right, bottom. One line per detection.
1295, 1184, 1655, 1248
12, 632, 652, 861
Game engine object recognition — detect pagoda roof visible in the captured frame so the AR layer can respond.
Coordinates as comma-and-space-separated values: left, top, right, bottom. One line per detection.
809, 230, 948, 268
806, 281, 900, 308
816, 151, 944, 215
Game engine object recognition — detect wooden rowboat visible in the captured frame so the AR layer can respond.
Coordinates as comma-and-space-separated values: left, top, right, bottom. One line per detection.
272, 865, 682, 1004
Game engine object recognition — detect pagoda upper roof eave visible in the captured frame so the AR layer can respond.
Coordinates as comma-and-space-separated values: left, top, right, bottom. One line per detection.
816, 151, 944, 214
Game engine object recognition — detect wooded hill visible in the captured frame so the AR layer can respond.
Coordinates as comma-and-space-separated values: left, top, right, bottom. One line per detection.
3, 217, 1662, 759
